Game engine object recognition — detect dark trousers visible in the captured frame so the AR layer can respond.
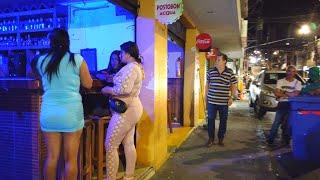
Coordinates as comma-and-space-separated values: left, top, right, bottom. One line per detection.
207, 103, 229, 140
268, 102, 291, 142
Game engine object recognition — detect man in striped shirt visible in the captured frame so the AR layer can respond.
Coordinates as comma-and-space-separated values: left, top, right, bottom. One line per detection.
205, 53, 238, 147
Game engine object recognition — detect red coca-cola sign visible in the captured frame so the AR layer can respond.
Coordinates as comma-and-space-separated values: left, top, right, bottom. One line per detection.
196, 33, 212, 51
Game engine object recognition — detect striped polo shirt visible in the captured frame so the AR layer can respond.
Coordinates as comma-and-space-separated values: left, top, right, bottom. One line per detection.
207, 67, 237, 105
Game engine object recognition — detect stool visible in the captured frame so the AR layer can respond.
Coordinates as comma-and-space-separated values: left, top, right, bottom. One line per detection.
92, 116, 111, 180
79, 120, 95, 180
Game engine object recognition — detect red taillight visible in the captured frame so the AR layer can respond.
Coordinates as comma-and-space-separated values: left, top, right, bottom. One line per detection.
298, 111, 320, 116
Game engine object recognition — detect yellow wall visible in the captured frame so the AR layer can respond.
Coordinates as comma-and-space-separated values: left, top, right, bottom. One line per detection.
198, 52, 206, 120
154, 21, 168, 168
183, 30, 207, 127
136, 0, 206, 169
136, 0, 168, 169
183, 29, 199, 127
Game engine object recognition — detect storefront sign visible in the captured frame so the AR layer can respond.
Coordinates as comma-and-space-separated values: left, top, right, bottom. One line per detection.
156, 0, 183, 25
196, 33, 212, 51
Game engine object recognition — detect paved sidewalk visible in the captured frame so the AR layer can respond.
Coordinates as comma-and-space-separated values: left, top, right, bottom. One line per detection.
151, 101, 320, 180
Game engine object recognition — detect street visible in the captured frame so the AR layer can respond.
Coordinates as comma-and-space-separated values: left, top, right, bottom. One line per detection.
151, 100, 320, 180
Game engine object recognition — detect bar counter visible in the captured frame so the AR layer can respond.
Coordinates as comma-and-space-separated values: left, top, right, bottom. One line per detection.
0, 77, 111, 179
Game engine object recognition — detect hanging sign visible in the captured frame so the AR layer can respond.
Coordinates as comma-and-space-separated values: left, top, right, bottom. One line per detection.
196, 33, 212, 51
156, 0, 184, 25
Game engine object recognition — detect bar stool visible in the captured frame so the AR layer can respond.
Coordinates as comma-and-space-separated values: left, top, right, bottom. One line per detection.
79, 120, 95, 180
92, 116, 111, 180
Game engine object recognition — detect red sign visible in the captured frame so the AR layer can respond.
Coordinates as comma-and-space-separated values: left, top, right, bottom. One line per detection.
196, 33, 212, 51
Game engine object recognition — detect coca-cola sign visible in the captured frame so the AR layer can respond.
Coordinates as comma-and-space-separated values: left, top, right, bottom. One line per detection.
196, 33, 212, 51
156, 0, 183, 25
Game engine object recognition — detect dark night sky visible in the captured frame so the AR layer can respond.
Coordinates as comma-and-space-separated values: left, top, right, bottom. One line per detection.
262, 0, 319, 17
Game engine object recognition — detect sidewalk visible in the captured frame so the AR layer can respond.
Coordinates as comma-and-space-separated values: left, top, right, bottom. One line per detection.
150, 101, 320, 180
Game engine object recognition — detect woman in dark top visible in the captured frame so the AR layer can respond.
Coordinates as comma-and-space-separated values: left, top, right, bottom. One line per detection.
96, 50, 124, 84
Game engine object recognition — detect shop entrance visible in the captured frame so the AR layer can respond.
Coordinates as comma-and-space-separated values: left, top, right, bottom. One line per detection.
167, 21, 186, 131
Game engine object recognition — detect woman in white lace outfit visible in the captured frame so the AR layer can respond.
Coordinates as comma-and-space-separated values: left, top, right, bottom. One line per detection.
101, 41, 144, 180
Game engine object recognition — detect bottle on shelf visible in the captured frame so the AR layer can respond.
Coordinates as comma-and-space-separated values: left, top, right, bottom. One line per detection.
0, 36, 3, 47
12, 20, 17, 31
39, 18, 45, 29
57, 18, 61, 28
47, 18, 53, 29
7, 20, 11, 31
2, 20, 7, 32
30, 18, 35, 30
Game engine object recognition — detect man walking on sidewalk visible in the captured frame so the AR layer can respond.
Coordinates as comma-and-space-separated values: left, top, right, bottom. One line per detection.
205, 52, 238, 147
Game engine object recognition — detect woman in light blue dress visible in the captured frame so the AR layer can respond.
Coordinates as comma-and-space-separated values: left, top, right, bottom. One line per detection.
33, 28, 92, 180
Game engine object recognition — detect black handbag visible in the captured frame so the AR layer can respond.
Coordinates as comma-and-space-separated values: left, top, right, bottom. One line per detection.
109, 98, 128, 113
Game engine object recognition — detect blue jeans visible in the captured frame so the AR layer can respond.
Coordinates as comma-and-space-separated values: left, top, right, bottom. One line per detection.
207, 103, 229, 140
268, 103, 290, 142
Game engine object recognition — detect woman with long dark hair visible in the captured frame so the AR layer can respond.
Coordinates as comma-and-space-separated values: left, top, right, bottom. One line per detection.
96, 50, 124, 84
101, 41, 144, 180
33, 28, 92, 180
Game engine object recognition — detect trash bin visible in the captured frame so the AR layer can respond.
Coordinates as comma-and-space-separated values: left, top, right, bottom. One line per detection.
289, 96, 320, 161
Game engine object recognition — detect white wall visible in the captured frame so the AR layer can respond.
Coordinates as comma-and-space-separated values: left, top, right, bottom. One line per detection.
68, 1, 135, 70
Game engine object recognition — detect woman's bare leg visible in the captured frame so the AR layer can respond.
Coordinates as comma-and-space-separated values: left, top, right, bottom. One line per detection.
43, 132, 62, 180
63, 129, 83, 180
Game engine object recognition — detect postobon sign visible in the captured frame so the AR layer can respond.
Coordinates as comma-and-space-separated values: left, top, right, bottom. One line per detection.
156, 0, 183, 25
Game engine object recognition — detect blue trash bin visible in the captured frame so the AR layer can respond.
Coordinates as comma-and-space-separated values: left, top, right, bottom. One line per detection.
289, 96, 320, 161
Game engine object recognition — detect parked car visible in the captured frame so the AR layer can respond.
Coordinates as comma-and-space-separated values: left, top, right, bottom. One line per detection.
248, 70, 305, 118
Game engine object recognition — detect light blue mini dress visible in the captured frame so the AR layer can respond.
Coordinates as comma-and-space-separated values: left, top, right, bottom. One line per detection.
37, 52, 84, 132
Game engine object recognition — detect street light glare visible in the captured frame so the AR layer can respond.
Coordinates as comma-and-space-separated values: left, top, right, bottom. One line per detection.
254, 50, 261, 54
249, 56, 258, 64
298, 24, 311, 35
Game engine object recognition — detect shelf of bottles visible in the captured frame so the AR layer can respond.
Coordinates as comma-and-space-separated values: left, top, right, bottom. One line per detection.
0, 8, 67, 50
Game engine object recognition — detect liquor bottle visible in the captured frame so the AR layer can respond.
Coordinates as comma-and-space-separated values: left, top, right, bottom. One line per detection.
57, 18, 61, 28
2, 20, 7, 32
47, 18, 53, 28
39, 18, 44, 29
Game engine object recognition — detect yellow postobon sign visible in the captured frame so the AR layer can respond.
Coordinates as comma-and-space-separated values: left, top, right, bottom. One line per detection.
156, 0, 184, 25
